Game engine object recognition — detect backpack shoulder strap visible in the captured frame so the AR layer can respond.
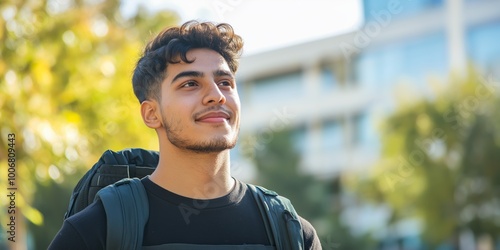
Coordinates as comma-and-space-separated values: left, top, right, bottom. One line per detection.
248, 184, 305, 250
95, 177, 149, 250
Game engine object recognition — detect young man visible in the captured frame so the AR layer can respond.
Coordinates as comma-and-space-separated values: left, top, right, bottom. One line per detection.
49, 20, 322, 249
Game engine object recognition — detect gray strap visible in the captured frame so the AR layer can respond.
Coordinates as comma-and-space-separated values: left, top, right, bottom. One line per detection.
95, 178, 149, 250
248, 184, 277, 247
248, 184, 304, 250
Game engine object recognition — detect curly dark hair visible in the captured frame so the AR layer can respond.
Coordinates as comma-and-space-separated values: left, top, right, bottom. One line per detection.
132, 20, 244, 103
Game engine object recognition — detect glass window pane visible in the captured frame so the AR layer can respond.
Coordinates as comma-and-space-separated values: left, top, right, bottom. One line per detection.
353, 113, 375, 146
250, 71, 303, 104
291, 125, 307, 153
467, 21, 500, 74
356, 32, 447, 88
363, 0, 444, 22
321, 65, 338, 90
322, 119, 344, 150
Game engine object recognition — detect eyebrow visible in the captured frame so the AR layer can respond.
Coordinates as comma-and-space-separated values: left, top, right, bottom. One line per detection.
214, 69, 234, 78
171, 71, 204, 84
171, 70, 234, 84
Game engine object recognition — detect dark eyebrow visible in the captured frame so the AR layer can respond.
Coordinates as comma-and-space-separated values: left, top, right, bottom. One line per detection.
171, 71, 204, 84
214, 70, 234, 78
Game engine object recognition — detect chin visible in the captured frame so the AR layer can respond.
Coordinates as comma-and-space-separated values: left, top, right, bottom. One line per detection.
178, 133, 238, 153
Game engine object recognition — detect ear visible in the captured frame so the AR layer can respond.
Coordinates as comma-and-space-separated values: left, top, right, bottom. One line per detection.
140, 100, 162, 129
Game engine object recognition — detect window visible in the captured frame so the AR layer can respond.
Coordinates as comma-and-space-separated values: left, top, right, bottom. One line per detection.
320, 65, 338, 91
353, 112, 380, 150
322, 119, 344, 151
320, 60, 351, 90
249, 71, 303, 105
355, 32, 447, 89
466, 21, 500, 75
291, 125, 307, 153
363, 0, 444, 23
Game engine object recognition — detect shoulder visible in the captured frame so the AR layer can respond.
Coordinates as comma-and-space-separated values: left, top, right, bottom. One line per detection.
298, 216, 322, 250
49, 200, 106, 250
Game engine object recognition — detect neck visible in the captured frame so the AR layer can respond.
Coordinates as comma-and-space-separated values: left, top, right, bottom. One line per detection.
150, 142, 235, 199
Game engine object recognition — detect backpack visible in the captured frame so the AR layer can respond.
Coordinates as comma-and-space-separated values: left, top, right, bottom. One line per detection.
64, 148, 159, 218
64, 148, 305, 250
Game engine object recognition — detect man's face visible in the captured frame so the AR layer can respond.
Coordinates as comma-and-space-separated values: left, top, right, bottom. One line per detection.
158, 48, 240, 153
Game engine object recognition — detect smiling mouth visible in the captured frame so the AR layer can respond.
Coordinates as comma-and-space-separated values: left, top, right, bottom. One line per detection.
198, 117, 228, 123
195, 111, 231, 123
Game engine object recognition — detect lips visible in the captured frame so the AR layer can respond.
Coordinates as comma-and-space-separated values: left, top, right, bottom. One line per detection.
196, 111, 230, 123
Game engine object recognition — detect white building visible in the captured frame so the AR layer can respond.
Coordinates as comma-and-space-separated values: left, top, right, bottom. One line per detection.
235, 0, 500, 179
234, 0, 500, 247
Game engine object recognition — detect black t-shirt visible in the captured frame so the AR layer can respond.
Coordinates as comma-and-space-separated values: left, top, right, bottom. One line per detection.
49, 177, 322, 249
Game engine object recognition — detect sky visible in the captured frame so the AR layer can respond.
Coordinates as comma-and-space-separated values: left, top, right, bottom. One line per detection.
121, 0, 363, 56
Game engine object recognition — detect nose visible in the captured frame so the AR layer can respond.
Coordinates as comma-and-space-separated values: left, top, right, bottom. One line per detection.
203, 82, 226, 105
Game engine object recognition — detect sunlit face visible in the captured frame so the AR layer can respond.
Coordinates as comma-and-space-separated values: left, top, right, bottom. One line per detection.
158, 48, 240, 153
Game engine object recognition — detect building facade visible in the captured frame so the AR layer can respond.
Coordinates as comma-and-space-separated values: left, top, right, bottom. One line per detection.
235, 0, 500, 179
234, 0, 500, 248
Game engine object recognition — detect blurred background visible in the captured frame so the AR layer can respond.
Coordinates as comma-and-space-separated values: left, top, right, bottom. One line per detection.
1, 0, 500, 249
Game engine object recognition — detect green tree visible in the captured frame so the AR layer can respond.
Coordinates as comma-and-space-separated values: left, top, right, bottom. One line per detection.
353, 69, 500, 247
248, 130, 377, 249
0, 0, 178, 248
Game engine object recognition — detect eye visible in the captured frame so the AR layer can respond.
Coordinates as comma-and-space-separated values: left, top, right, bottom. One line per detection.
218, 80, 233, 87
181, 81, 198, 88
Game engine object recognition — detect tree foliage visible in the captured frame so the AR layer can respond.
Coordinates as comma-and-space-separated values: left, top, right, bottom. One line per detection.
354, 69, 500, 247
251, 130, 377, 249
0, 0, 178, 248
